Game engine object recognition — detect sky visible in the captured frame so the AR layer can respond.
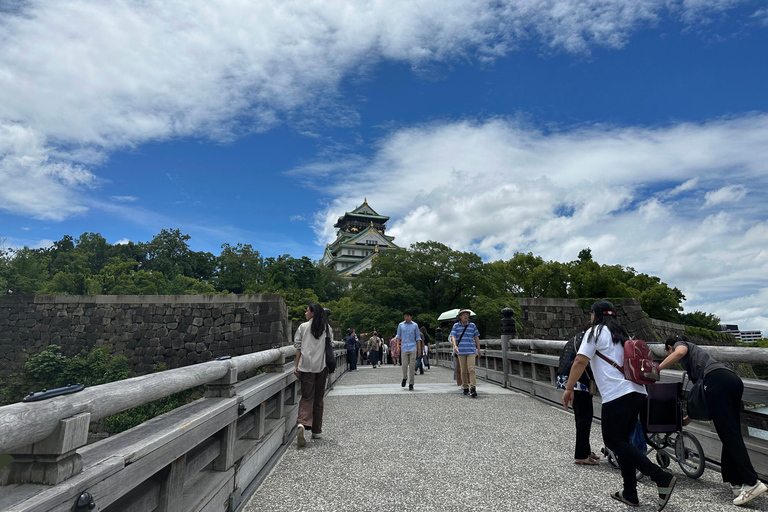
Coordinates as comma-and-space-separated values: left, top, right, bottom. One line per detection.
1, 0, 767, 333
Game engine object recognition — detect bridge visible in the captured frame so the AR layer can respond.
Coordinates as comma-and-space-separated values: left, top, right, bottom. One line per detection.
2, 311, 768, 511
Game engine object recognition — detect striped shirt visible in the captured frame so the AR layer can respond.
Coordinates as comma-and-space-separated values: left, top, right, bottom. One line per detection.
450, 321, 480, 355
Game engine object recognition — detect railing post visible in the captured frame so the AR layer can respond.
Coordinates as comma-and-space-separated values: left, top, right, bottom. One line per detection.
206, 362, 238, 398
500, 308, 516, 388
0, 412, 90, 485
435, 327, 443, 367
157, 453, 186, 512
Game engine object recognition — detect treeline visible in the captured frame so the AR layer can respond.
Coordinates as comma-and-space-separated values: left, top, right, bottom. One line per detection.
327, 243, 719, 337
0, 230, 347, 319
0, 232, 720, 333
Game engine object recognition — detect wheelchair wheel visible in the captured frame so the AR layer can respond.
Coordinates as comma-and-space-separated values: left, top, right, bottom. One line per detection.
656, 450, 670, 468
675, 431, 705, 479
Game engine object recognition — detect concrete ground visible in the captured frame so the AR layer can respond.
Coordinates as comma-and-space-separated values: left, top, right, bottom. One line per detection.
243, 364, 768, 512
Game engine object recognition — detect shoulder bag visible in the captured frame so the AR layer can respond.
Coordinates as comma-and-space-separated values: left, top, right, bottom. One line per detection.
325, 326, 337, 374
686, 376, 710, 421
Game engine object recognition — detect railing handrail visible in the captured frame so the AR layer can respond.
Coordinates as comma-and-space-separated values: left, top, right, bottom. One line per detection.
436, 338, 768, 364
0, 344, 318, 454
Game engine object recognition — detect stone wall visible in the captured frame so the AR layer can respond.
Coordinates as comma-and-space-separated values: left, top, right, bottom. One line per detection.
514, 297, 735, 346
0, 294, 290, 380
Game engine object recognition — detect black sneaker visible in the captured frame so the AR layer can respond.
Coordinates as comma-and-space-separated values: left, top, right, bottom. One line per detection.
470, 387, 477, 398
401, 379, 406, 387
463, 388, 469, 395
409, 384, 414, 391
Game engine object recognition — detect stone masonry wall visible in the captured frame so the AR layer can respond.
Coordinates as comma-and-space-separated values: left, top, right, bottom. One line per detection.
515, 297, 735, 346
0, 294, 290, 380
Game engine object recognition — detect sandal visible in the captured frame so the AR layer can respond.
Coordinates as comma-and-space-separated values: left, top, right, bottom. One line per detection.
575, 458, 599, 465
589, 452, 601, 462
610, 491, 639, 507
657, 475, 677, 512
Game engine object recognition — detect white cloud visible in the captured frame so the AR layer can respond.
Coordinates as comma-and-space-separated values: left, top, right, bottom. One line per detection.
110, 196, 138, 203
0, 122, 96, 220
0, 0, 755, 220
703, 184, 748, 207
310, 113, 768, 332
114, 238, 131, 245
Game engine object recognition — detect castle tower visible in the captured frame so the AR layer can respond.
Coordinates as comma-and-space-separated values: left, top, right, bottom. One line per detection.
321, 199, 400, 277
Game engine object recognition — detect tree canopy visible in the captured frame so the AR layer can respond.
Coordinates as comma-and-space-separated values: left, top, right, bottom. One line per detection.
1, 231, 716, 332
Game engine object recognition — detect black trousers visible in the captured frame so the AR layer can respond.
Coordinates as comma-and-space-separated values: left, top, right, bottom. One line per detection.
572, 390, 593, 460
602, 392, 668, 501
706, 369, 758, 486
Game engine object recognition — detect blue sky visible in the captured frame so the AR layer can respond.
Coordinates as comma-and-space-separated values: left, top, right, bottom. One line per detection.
1, 0, 768, 332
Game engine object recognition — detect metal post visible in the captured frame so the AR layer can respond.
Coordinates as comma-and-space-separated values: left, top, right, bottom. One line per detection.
500, 307, 517, 388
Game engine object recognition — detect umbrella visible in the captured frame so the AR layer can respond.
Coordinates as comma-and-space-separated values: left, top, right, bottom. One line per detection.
437, 308, 475, 321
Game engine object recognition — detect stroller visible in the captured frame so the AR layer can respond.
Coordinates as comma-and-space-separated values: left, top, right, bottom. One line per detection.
603, 380, 706, 480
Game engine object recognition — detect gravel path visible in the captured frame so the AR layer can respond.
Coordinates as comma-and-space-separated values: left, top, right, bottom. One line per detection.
243, 365, 768, 512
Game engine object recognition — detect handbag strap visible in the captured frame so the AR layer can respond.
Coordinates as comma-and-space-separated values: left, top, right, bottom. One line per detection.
595, 350, 624, 374
455, 324, 470, 352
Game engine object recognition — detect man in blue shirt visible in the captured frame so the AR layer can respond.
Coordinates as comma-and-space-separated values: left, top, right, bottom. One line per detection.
450, 309, 481, 397
396, 309, 422, 391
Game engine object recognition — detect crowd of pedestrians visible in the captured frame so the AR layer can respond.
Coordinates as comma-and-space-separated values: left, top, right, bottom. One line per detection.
294, 299, 766, 509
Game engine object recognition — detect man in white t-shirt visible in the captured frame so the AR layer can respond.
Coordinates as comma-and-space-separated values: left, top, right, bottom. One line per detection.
562, 301, 677, 511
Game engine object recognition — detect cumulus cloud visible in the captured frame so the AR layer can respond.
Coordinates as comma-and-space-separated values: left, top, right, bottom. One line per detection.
309, 113, 768, 332
0, 122, 95, 220
114, 238, 131, 245
0, 0, 755, 220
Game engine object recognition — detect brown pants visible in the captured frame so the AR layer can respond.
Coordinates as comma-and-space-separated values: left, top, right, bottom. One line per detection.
458, 354, 476, 389
298, 369, 328, 433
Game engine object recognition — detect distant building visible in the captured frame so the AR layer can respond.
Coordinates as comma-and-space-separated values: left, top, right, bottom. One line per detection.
321, 199, 400, 278
720, 324, 763, 343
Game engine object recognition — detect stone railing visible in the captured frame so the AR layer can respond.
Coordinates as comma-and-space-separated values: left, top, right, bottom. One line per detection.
433, 310, 768, 480
0, 342, 348, 512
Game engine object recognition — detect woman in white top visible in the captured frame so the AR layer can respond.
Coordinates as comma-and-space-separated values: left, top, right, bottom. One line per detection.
293, 303, 330, 447
562, 301, 677, 511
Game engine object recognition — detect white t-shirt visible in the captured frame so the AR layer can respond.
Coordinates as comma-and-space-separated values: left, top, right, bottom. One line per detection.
577, 326, 646, 403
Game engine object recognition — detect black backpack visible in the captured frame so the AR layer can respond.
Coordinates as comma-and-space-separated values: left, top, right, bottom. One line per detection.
557, 332, 584, 376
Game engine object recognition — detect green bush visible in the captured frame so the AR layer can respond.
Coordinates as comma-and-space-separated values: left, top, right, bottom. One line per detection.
0, 346, 201, 435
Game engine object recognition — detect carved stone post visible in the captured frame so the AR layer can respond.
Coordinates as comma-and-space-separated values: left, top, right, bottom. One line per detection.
0, 412, 90, 485
500, 308, 517, 388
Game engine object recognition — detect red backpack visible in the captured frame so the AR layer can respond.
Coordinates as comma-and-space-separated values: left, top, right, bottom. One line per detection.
596, 338, 660, 385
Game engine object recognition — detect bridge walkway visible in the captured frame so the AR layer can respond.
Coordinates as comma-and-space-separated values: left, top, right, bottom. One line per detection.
243, 365, 764, 512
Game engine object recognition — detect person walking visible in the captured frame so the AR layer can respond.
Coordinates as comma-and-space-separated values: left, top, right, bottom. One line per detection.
556, 322, 599, 465
368, 331, 382, 368
562, 301, 676, 511
660, 334, 767, 506
450, 309, 481, 397
391, 335, 400, 365
294, 303, 331, 447
396, 309, 422, 391
345, 328, 358, 371
420, 326, 431, 370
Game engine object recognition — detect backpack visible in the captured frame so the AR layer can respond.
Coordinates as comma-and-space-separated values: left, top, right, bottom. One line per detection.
557, 333, 583, 376
596, 338, 660, 385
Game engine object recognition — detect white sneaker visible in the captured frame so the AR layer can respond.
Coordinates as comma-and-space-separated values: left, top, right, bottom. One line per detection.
311, 432, 323, 439
734, 481, 767, 506
732, 485, 742, 497
296, 425, 306, 447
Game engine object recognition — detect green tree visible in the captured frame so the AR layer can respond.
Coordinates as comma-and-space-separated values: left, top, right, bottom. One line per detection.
215, 243, 264, 293
679, 311, 721, 331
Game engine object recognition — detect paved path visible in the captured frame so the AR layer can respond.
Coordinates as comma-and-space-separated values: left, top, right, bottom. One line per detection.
243, 365, 768, 512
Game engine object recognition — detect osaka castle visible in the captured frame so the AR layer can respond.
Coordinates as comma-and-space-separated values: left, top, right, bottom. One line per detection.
322, 199, 400, 277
